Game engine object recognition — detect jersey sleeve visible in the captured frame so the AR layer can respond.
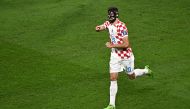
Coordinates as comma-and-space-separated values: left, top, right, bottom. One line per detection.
103, 21, 110, 29
120, 24, 128, 38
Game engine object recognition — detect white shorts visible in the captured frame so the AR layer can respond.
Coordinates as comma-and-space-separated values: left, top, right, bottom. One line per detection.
109, 52, 134, 74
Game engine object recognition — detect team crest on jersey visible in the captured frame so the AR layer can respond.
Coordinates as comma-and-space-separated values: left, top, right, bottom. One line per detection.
121, 30, 128, 36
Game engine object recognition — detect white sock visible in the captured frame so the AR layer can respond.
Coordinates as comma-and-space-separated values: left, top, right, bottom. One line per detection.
109, 81, 117, 107
134, 68, 148, 77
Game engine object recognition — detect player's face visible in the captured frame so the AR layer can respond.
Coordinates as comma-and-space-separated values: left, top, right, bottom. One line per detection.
108, 11, 116, 23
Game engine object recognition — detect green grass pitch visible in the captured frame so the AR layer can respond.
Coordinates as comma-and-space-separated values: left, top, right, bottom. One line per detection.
0, 0, 190, 109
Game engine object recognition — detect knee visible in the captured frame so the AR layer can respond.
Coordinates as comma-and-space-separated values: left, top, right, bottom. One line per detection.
128, 73, 136, 80
110, 76, 117, 81
110, 75, 117, 81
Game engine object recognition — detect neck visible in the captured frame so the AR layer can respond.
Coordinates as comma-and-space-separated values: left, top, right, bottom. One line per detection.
111, 18, 119, 25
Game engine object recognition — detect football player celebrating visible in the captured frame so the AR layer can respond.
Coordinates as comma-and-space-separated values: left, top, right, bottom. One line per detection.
95, 7, 153, 109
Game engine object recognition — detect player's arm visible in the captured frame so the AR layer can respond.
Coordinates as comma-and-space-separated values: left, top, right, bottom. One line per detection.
106, 37, 129, 48
95, 24, 106, 32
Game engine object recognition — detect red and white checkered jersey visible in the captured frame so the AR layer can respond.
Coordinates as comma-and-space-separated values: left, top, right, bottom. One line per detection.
103, 20, 133, 59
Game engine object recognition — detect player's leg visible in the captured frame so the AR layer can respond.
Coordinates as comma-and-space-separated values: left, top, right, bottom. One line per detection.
104, 54, 121, 109
104, 73, 118, 109
109, 73, 118, 107
125, 55, 152, 79
133, 65, 152, 78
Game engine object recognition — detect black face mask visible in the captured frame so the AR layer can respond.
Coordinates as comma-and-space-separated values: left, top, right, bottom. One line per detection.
108, 11, 116, 23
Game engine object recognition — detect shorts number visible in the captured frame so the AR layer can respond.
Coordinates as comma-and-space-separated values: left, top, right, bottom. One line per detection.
127, 67, 131, 72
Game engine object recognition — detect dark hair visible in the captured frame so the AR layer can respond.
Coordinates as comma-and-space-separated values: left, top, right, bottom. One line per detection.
108, 7, 119, 17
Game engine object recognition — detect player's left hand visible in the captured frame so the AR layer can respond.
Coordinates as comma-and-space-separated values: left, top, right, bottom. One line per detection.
105, 42, 113, 48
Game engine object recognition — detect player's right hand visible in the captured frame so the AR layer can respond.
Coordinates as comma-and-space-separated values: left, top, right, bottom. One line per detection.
95, 26, 101, 32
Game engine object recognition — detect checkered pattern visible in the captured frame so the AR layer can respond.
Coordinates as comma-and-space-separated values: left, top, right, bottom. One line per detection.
103, 20, 132, 59
115, 48, 132, 59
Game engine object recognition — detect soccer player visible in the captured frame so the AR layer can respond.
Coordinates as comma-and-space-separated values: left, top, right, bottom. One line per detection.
95, 7, 153, 109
